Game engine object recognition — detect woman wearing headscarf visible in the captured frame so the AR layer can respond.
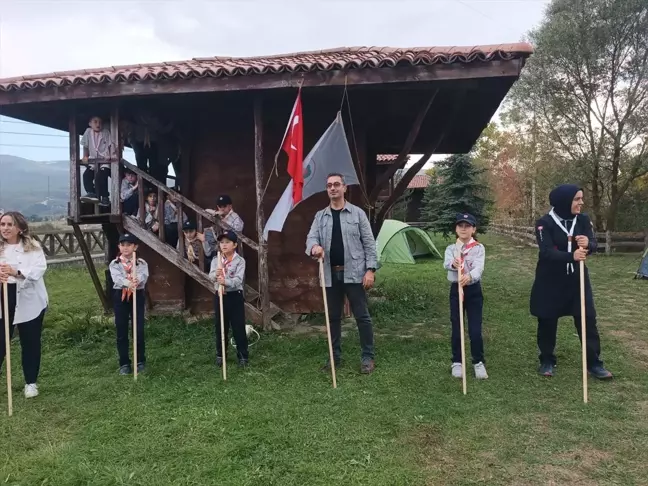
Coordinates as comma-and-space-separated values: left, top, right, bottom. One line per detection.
0, 211, 49, 398
530, 184, 613, 379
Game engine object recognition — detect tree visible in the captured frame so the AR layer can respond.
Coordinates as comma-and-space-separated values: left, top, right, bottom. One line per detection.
423, 154, 490, 238
506, 0, 648, 231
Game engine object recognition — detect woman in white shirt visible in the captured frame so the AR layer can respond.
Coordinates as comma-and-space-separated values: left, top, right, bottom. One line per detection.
0, 212, 48, 398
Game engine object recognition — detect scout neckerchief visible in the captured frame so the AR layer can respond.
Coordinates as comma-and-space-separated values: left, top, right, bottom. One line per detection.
120, 254, 136, 301
458, 238, 479, 273
185, 235, 200, 263
549, 208, 577, 274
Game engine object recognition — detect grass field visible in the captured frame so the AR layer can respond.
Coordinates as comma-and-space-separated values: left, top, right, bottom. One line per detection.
0, 235, 646, 485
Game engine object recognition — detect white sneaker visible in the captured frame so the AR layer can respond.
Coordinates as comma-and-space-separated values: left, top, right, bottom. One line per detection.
451, 362, 463, 378
24, 383, 39, 398
474, 362, 488, 380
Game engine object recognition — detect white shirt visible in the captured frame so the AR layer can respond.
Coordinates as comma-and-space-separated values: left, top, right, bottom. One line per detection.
0, 241, 49, 324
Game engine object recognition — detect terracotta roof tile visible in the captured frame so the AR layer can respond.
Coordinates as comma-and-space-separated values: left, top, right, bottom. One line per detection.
407, 174, 430, 189
376, 154, 412, 165
0, 44, 533, 92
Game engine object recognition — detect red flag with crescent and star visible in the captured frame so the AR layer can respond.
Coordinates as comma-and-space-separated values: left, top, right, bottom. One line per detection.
280, 90, 304, 205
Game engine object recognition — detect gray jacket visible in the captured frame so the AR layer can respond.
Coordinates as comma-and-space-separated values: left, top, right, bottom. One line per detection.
443, 241, 485, 284
109, 257, 149, 290
209, 252, 245, 292
305, 201, 377, 287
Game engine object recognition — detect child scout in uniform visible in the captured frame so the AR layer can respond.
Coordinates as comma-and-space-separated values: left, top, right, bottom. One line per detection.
209, 230, 249, 368
109, 233, 149, 375
443, 213, 488, 380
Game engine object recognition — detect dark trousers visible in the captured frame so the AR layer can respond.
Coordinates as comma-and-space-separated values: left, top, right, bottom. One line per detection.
113, 289, 146, 366
537, 316, 603, 368
123, 194, 139, 216
0, 284, 45, 384
450, 282, 485, 364
82, 166, 110, 197
164, 224, 179, 248
133, 141, 167, 186
326, 270, 374, 362
214, 290, 248, 361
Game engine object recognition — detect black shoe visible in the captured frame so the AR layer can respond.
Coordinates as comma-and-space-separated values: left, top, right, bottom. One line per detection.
119, 364, 132, 375
136, 362, 146, 373
588, 365, 613, 380
81, 193, 99, 203
538, 363, 555, 377
99, 197, 110, 207
216, 356, 223, 368
238, 359, 249, 368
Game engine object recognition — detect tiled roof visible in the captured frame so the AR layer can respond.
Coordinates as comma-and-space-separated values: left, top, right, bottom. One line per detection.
376, 154, 411, 165
407, 174, 431, 189
0, 44, 533, 92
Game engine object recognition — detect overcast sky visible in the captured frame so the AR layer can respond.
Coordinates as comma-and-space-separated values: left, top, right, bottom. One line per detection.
0, 0, 549, 162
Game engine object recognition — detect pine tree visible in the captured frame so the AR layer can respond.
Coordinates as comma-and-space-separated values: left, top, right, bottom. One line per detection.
423, 154, 490, 238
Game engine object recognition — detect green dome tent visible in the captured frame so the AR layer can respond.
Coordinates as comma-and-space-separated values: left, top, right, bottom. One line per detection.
376, 219, 442, 264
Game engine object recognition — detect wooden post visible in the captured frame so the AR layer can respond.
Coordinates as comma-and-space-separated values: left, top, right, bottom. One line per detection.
69, 114, 80, 222
110, 107, 121, 216
72, 222, 110, 312
138, 175, 145, 226
254, 97, 271, 330
158, 187, 166, 243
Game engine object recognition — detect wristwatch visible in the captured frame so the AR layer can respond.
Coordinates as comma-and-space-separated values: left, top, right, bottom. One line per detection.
16, 270, 22, 277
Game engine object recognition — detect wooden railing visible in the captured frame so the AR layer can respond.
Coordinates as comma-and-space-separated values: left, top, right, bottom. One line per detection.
32, 228, 105, 260
122, 160, 258, 267
490, 223, 647, 253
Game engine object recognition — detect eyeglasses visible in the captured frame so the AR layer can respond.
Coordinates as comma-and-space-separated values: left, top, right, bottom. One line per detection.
326, 182, 343, 189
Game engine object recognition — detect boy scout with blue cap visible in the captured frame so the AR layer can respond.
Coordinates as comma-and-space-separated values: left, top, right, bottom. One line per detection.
443, 213, 488, 380
208, 230, 249, 368
109, 233, 149, 375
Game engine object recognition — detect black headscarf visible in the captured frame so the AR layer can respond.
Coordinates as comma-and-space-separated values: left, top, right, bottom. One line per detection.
549, 184, 582, 220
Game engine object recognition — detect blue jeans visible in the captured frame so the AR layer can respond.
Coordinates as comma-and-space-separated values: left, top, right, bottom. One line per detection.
325, 270, 375, 361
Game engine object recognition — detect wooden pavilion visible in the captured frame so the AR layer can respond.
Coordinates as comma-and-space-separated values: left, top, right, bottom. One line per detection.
0, 44, 533, 328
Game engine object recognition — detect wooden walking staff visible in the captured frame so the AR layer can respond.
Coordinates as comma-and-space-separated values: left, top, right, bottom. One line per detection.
217, 252, 227, 381
2, 283, 12, 416
132, 252, 138, 381
455, 239, 467, 395
579, 259, 588, 403
318, 258, 337, 389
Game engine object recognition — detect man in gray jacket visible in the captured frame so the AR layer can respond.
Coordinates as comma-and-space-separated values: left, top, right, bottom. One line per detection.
306, 173, 378, 374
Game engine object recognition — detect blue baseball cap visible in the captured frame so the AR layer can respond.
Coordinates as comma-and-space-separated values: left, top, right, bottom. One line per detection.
456, 213, 477, 226
119, 233, 139, 244
217, 230, 238, 244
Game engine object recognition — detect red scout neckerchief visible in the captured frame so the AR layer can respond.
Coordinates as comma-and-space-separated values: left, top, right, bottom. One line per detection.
459, 239, 479, 270
120, 254, 136, 302
221, 252, 235, 274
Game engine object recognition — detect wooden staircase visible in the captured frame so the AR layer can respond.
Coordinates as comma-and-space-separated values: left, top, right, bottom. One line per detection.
122, 216, 287, 329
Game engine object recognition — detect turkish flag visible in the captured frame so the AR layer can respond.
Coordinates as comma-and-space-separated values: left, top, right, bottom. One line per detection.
281, 91, 304, 205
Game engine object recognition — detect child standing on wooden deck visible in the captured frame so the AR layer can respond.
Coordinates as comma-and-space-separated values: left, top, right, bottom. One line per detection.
209, 230, 249, 368
109, 233, 149, 375
120, 168, 139, 216
443, 213, 488, 380
81, 115, 114, 207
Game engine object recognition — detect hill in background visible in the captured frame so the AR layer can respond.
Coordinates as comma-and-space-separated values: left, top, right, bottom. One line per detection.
0, 154, 68, 217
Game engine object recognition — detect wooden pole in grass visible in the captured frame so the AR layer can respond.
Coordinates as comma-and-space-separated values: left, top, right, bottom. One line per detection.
132, 252, 138, 381
2, 283, 12, 416
217, 252, 227, 381
456, 239, 467, 395
579, 259, 588, 403
319, 258, 337, 389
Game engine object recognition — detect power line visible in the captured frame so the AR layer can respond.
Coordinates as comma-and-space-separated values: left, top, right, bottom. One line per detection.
0, 131, 68, 138
0, 143, 68, 149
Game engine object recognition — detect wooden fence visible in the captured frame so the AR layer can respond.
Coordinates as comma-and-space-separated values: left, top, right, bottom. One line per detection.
32, 228, 105, 263
490, 223, 647, 254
